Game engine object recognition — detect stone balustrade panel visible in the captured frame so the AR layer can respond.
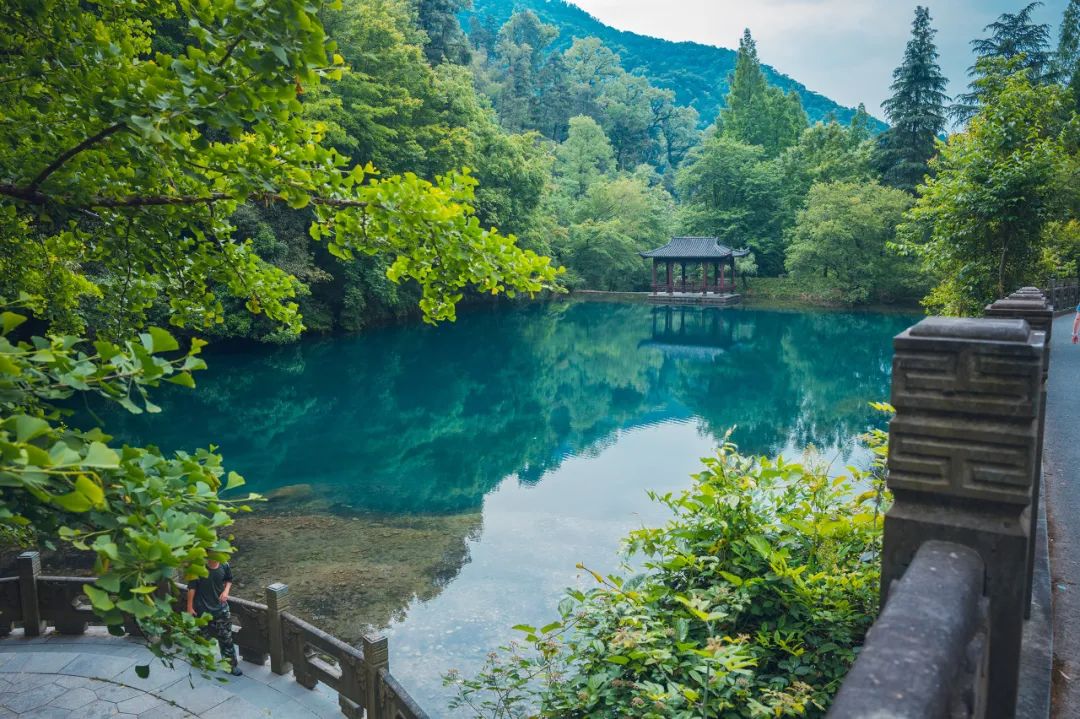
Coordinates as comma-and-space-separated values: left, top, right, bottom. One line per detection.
0, 560, 428, 718
37, 577, 95, 635
0, 577, 20, 636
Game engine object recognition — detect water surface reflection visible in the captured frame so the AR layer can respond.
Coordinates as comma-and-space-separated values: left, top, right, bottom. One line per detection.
99, 301, 917, 712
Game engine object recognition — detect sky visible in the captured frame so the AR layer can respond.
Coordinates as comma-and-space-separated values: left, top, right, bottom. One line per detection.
564, 1, 1069, 117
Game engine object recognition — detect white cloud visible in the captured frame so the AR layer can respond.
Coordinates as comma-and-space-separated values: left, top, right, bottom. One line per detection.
566, 0, 1068, 115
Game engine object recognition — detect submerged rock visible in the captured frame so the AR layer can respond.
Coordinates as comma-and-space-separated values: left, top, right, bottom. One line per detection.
228, 508, 483, 641
265, 483, 315, 502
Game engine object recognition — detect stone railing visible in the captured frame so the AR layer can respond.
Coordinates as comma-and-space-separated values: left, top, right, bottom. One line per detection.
1044, 278, 1078, 314
0, 558, 429, 719
829, 287, 1056, 719
830, 541, 990, 717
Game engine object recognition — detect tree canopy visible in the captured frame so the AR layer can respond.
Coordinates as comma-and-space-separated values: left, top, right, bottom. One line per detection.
900, 60, 1074, 315
720, 30, 807, 158
953, 2, 1052, 122
876, 6, 949, 192
786, 181, 917, 304
0, 0, 559, 671
0, 0, 559, 335
1054, 0, 1080, 106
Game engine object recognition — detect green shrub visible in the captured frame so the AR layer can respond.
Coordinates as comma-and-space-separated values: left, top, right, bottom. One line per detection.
446, 434, 888, 718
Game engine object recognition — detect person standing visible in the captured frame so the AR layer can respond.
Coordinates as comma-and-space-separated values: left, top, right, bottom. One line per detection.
186, 559, 242, 676
1073, 303, 1080, 343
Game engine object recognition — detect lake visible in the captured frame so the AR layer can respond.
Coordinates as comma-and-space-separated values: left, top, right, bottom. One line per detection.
101, 300, 917, 714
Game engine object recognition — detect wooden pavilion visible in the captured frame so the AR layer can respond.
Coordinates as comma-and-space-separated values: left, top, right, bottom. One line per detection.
640, 236, 750, 299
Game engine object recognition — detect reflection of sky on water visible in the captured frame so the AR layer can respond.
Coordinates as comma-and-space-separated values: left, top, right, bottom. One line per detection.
386, 421, 711, 709
95, 301, 915, 714
386, 419, 872, 713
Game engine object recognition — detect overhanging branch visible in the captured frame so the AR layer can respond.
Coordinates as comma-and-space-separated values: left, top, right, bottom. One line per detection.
0, 184, 369, 210
26, 123, 126, 192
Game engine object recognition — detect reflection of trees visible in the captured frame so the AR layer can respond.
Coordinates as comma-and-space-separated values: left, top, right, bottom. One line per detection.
664, 307, 914, 456
98, 302, 917, 514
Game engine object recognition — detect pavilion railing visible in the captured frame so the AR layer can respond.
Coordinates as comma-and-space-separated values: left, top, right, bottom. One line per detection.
650, 280, 732, 294
0, 559, 429, 719
828, 286, 1055, 719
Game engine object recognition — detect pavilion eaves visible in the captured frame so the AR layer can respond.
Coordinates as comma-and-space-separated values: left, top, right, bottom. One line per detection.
639, 236, 750, 260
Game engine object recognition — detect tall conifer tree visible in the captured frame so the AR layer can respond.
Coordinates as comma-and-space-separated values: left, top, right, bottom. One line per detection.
414, 0, 472, 65
952, 2, 1051, 121
722, 30, 769, 141
850, 103, 874, 142
720, 29, 805, 157
1053, 0, 1080, 104
875, 6, 948, 192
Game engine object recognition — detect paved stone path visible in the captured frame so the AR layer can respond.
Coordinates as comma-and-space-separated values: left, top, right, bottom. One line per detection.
0, 628, 342, 718
1043, 312, 1080, 718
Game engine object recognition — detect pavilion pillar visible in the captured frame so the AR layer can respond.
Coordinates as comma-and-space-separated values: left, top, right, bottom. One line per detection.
701, 261, 707, 296
733, 258, 738, 290
713, 262, 720, 293
666, 262, 673, 295
680, 263, 686, 293
651, 260, 658, 294
719, 263, 726, 293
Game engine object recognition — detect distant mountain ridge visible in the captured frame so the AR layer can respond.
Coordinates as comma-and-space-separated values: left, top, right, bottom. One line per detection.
462, 0, 888, 131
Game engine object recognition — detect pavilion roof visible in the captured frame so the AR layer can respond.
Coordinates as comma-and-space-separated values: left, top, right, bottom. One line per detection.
639, 236, 750, 260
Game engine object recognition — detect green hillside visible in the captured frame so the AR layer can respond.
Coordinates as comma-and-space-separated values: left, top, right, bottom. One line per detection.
462, 0, 888, 130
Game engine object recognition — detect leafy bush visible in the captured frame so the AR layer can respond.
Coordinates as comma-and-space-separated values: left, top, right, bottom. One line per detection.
0, 303, 256, 673
445, 436, 888, 718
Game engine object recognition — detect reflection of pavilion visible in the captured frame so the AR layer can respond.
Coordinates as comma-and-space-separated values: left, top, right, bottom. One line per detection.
639, 306, 738, 360
640, 236, 749, 305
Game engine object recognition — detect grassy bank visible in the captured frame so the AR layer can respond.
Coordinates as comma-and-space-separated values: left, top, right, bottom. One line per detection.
743, 277, 923, 311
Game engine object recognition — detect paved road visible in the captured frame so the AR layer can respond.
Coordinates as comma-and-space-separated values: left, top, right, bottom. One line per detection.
0, 628, 342, 718
1044, 312, 1080, 718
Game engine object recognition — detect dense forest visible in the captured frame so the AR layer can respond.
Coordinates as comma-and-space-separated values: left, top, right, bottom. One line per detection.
210, 0, 1080, 335
14, 0, 1077, 342
0, 0, 933, 344
283, 0, 900, 336
462, 0, 888, 130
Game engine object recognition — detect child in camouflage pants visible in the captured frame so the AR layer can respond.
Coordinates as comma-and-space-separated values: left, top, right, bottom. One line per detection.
186, 559, 242, 676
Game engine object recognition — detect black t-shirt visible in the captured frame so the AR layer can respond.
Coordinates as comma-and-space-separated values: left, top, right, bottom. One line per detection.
190, 563, 233, 617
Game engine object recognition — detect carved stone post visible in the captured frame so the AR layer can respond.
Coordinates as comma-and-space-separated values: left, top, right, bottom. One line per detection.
0, 580, 14, 636
238, 622, 269, 667
883, 316, 1043, 718
985, 288, 1052, 617
17, 552, 45, 636
265, 583, 292, 675
363, 634, 390, 719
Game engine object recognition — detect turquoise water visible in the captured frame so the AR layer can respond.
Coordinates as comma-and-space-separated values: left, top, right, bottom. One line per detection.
100, 301, 916, 712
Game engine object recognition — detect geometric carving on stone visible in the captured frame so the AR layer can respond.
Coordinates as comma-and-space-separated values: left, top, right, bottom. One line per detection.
887, 316, 1042, 505
985, 294, 1053, 385
888, 417, 1035, 503
891, 346, 1041, 419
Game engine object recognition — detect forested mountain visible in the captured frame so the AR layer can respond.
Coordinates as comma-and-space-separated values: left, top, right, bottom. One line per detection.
462, 0, 888, 130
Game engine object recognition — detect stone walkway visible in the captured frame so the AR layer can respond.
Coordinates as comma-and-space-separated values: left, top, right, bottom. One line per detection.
0, 628, 342, 718
1044, 312, 1080, 718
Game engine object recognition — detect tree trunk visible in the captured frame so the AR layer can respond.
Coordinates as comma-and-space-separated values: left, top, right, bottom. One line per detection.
998, 237, 1008, 301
